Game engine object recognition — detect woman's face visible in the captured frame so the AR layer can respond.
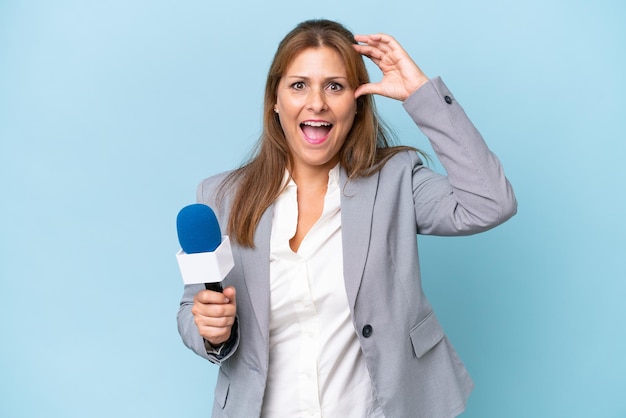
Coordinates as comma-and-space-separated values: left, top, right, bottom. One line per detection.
275, 46, 357, 176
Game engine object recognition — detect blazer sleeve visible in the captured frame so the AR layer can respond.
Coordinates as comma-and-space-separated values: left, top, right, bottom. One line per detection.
176, 176, 240, 364
177, 283, 240, 364
403, 76, 517, 235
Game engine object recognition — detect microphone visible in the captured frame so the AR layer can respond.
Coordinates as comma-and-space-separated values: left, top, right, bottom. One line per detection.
175, 204, 234, 292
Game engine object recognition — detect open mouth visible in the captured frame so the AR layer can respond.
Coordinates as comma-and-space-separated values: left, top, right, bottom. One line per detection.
300, 121, 333, 144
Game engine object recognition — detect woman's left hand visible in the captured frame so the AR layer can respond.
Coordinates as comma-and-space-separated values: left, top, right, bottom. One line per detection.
353, 33, 429, 101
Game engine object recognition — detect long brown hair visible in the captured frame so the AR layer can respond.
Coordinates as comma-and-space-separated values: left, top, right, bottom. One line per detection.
219, 19, 421, 247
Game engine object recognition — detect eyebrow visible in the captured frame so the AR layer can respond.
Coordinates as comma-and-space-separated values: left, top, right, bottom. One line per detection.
284, 75, 349, 81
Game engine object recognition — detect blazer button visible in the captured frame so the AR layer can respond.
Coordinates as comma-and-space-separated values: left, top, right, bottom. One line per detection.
362, 324, 373, 338
444, 95, 453, 104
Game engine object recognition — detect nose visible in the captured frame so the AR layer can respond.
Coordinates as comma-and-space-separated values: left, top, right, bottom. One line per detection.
307, 88, 328, 113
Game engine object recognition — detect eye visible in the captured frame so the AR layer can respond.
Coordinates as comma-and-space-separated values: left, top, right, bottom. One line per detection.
327, 82, 344, 92
291, 81, 306, 90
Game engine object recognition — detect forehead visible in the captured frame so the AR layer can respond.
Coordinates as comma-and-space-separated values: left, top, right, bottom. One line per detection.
284, 46, 347, 76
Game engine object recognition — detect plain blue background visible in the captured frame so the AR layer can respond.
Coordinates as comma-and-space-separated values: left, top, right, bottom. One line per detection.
1, 0, 624, 417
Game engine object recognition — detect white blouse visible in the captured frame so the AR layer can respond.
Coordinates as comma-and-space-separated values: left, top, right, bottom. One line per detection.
262, 165, 383, 418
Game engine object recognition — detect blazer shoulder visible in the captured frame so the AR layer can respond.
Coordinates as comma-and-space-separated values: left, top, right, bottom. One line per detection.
379, 149, 426, 175
196, 170, 236, 205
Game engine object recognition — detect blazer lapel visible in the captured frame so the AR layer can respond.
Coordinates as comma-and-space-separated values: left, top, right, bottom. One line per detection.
239, 205, 273, 348
340, 168, 380, 310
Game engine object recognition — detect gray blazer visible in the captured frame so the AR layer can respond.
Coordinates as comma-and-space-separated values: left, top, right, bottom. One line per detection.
178, 77, 517, 417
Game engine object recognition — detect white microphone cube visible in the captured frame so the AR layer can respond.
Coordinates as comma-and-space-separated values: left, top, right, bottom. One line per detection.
176, 236, 234, 285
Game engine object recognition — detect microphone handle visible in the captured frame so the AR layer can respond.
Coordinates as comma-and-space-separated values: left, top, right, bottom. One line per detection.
205, 282, 223, 292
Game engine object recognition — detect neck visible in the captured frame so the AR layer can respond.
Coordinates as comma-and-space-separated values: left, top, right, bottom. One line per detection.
289, 162, 337, 190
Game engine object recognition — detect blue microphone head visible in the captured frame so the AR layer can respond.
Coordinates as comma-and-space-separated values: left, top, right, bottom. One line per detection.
176, 204, 222, 254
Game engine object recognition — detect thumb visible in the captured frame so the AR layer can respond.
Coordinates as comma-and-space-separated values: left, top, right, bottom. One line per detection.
354, 82, 382, 99
222, 286, 236, 305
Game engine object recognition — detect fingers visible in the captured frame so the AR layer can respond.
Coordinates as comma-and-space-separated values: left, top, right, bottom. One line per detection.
353, 32, 429, 101
354, 33, 398, 49
192, 286, 237, 345
193, 287, 236, 320
195, 288, 231, 304
353, 35, 398, 99
354, 33, 403, 61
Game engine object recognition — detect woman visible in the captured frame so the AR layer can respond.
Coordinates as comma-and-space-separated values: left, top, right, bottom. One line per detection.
177, 19, 517, 417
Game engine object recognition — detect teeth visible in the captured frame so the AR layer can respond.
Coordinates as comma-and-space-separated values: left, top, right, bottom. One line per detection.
302, 121, 331, 127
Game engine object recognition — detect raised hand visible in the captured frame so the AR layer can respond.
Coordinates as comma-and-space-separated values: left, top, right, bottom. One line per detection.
353, 33, 429, 101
